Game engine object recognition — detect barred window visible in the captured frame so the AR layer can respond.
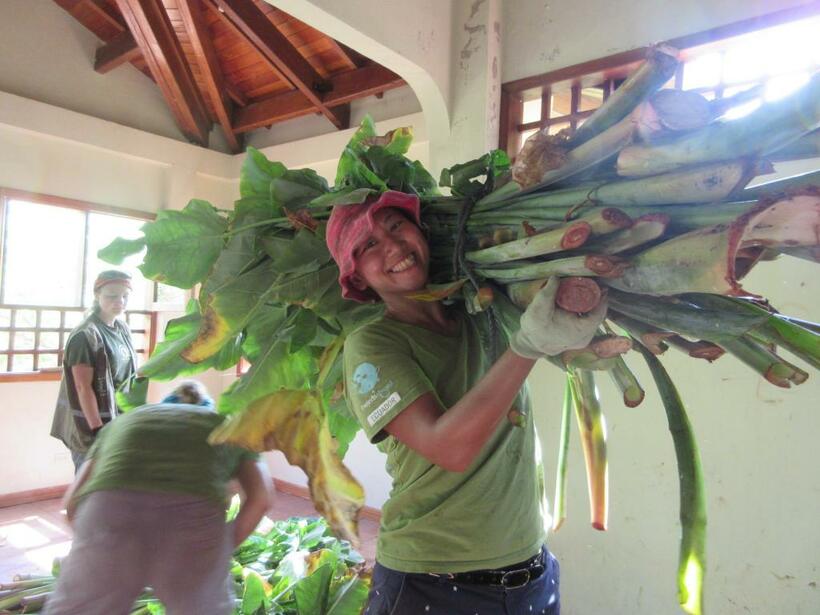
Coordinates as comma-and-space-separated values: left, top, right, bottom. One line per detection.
0, 188, 158, 380
500, 6, 820, 157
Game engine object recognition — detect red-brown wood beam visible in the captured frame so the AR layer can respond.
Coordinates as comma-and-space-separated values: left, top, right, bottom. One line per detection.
234, 64, 404, 133
94, 30, 141, 73
335, 41, 369, 69
211, 0, 350, 130
86, 0, 127, 30
115, 0, 211, 145
177, 0, 242, 152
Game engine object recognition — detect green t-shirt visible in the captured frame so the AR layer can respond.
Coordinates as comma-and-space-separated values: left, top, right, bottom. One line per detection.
64, 315, 133, 387
78, 403, 257, 505
343, 313, 548, 573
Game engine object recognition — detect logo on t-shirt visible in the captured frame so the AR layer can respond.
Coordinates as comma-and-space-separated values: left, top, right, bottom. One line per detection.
352, 362, 379, 395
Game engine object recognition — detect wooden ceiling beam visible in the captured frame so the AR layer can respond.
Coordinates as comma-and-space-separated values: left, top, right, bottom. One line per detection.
335, 41, 369, 69
177, 0, 242, 153
86, 0, 128, 31
94, 30, 141, 73
234, 64, 404, 133
115, 0, 211, 145
211, 0, 350, 130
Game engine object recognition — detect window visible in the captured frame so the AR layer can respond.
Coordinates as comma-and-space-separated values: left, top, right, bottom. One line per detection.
0, 188, 158, 379
500, 5, 820, 157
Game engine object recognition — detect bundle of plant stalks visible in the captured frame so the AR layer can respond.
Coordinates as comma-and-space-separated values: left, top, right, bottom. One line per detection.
100, 48, 820, 615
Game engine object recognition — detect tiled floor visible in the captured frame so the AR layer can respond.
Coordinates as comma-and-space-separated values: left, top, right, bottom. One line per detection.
0, 490, 378, 582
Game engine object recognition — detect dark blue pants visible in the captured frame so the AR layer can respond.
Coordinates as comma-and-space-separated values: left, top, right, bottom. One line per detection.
365, 547, 560, 615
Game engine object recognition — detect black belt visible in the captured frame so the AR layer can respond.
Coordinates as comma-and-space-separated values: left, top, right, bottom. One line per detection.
428, 550, 546, 589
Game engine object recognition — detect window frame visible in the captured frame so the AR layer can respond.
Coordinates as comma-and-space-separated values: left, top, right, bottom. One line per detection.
499, 4, 820, 157
0, 187, 158, 382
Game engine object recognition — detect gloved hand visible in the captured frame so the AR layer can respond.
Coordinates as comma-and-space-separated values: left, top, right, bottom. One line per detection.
510, 277, 608, 358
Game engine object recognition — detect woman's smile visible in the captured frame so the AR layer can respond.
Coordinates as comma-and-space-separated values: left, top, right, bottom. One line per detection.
388, 253, 417, 273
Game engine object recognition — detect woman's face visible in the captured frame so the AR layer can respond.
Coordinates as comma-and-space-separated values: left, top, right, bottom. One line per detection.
351, 208, 430, 300
96, 283, 130, 320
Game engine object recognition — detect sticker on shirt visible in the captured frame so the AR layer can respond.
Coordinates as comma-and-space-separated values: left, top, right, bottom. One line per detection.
367, 392, 402, 427
352, 362, 380, 395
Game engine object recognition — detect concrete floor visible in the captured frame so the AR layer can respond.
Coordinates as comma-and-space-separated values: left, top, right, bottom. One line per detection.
0, 489, 378, 582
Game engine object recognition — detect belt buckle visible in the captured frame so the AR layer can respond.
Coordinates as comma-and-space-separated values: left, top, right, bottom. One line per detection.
500, 568, 530, 589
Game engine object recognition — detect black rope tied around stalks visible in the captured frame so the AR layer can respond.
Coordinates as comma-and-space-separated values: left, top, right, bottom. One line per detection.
453, 196, 502, 360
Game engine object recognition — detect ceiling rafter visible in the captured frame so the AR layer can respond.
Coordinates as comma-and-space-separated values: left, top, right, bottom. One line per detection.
210, 0, 351, 130
94, 30, 140, 73
115, 0, 212, 145
177, 0, 242, 153
335, 41, 370, 69
234, 64, 405, 133
85, 0, 128, 31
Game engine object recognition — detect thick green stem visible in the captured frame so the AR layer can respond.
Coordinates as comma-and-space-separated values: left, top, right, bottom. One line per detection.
665, 335, 726, 362
719, 335, 809, 387
466, 209, 630, 265
570, 45, 678, 146
589, 213, 669, 254
608, 356, 646, 407
568, 369, 609, 531
552, 377, 573, 531
607, 289, 768, 341
635, 345, 706, 615
476, 254, 625, 282
680, 294, 820, 370
617, 72, 820, 177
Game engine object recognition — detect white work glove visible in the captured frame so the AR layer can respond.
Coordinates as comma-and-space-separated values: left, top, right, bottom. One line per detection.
509, 277, 608, 358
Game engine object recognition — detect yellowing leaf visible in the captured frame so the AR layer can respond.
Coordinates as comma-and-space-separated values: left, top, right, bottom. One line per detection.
208, 390, 365, 545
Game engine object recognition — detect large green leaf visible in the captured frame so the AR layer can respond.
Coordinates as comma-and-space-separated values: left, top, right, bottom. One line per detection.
241, 146, 287, 199
140, 304, 242, 381
293, 563, 333, 614
115, 376, 149, 412
267, 263, 340, 309
272, 168, 330, 210
183, 260, 279, 363
440, 150, 511, 198
327, 573, 370, 615
261, 227, 331, 275
138, 199, 228, 288
309, 187, 376, 209
325, 394, 359, 460
219, 313, 315, 415
209, 390, 366, 544
182, 203, 280, 363
241, 570, 271, 615
97, 236, 145, 265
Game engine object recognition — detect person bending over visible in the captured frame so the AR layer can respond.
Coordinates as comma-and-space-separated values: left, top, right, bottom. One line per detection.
44, 380, 274, 615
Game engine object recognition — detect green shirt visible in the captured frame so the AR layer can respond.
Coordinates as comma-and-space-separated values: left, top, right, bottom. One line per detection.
343, 313, 548, 573
78, 403, 257, 505
64, 314, 134, 388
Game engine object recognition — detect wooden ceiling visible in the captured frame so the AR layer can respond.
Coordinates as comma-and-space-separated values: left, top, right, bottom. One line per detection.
54, 0, 407, 152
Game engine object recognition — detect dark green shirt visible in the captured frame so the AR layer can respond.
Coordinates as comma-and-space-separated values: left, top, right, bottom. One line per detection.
78, 403, 258, 505
63, 314, 133, 388
343, 313, 547, 573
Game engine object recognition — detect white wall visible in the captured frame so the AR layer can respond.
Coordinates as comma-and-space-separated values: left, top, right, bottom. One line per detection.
0, 0, 185, 146
502, 0, 817, 83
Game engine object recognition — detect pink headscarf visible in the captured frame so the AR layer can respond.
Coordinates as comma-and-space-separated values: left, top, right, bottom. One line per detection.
326, 191, 421, 303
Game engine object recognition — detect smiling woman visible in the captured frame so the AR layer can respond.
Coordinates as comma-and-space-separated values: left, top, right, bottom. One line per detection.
324, 190, 605, 615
